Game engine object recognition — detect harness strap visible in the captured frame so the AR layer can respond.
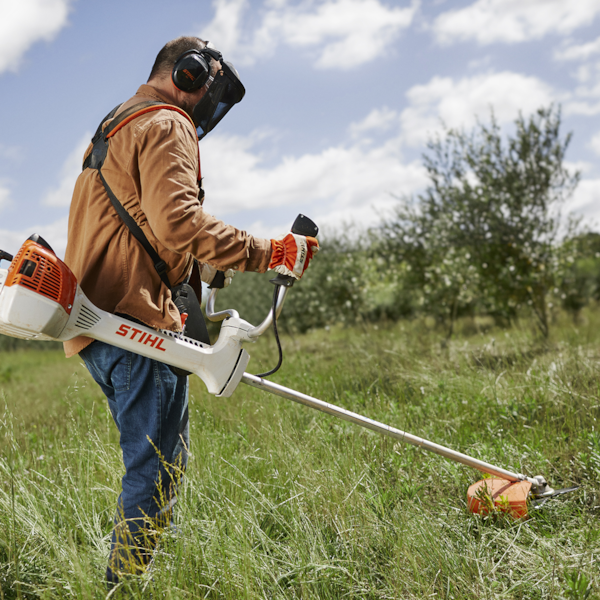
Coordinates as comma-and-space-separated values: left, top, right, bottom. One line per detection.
98, 169, 172, 289
105, 101, 202, 182
84, 101, 202, 180
84, 101, 202, 288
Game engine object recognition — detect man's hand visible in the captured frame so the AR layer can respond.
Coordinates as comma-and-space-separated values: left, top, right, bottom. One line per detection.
201, 264, 235, 288
269, 233, 319, 279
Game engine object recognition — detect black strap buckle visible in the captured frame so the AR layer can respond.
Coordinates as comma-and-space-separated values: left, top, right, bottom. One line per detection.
155, 260, 168, 276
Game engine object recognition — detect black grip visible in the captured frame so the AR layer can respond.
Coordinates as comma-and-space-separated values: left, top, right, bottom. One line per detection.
209, 270, 227, 289
0, 250, 13, 263
291, 214, 319, 237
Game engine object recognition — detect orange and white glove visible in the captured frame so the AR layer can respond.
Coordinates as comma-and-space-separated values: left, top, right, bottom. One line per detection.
269, 233, 319, 279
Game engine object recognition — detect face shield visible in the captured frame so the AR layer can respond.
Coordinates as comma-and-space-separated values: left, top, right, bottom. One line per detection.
192, 53, 245, 140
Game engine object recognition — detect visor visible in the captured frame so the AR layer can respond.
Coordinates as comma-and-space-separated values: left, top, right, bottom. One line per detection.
193, 60, 245, 140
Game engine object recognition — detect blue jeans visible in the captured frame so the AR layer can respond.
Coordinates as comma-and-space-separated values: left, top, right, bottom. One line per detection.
80, 340, 189, 583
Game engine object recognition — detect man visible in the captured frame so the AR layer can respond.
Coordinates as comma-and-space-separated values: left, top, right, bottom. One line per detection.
63, 36, 318, 585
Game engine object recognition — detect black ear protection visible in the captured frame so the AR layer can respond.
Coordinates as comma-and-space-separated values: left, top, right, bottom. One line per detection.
172, 47, 223, 93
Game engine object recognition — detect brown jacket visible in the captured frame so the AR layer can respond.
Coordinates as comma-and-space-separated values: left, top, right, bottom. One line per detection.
63, 84, 271, 357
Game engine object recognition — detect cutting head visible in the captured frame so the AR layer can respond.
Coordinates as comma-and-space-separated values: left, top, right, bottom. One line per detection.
467, 478, 531, 518
467, 475, 579, 519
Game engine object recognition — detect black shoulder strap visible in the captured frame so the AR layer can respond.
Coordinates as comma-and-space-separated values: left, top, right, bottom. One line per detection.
83, 101, 172, 289
82, 104, 121, 172
97, 170, 171, 289
83, 101, 162, 171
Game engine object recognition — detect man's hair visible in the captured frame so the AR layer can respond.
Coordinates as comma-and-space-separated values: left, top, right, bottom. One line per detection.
148, 36, 207, 81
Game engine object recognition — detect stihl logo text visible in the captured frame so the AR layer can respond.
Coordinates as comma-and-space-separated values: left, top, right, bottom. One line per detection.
115, 324, 167, 352
299, 245, 306, 264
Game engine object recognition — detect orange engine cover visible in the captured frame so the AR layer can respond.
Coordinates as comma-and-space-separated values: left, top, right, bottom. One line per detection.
4, 240, 77, 314
467, 478, 532, 519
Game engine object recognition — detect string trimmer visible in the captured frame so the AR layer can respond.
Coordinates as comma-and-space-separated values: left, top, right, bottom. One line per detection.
0, 217, 577, 518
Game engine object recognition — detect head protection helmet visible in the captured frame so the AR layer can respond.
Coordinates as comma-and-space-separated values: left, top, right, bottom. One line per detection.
172, 44, 245, 140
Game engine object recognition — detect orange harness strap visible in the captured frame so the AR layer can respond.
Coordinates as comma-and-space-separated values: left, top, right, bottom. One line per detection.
106, 103, 202, 182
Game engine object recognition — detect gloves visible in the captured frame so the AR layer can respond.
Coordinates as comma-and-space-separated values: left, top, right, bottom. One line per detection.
269, 233, 319, 279
201, 264, 235, 288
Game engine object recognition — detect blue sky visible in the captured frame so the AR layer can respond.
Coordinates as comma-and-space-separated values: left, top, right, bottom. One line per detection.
1, 0, 600, 256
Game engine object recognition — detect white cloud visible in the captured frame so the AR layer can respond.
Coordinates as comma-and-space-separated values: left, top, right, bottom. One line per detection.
0, 184, 11, 213
555, 35, 600, 62
565, 178, 600, 227
551, 35, 600, 114
200, 129, 427, 229
589, 131, 600, 156
198, 0, 251, 58
0, 0, 71, 74
199, 0, 418, 69
563, 62, 600, 116
0, 216, 68, 258
199, 124, 600, 236
433, 0, 600, 46
43, 133, 91, 207
571, 63, 597, 85
197, 69, 566, 230
398, 71, 556, 147
564, 99, 600, 116
563, 160, 594, 175
349, 107, 399, 138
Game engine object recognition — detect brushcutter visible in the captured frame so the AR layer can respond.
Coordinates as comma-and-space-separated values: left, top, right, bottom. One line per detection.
0, 217, 577, 518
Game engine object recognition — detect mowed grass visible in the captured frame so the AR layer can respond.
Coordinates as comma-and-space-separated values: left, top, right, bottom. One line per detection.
0, 310, 599, 598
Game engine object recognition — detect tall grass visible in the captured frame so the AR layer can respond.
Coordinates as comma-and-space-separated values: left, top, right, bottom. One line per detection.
1, 310, 599, 598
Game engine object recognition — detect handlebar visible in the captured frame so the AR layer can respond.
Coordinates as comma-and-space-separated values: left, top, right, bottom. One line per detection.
205, 213, 318, 340
205, 289, 240, 322
205, 285, 289, 339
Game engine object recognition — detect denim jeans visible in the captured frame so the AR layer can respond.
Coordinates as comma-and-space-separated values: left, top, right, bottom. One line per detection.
80, 340, 189, 583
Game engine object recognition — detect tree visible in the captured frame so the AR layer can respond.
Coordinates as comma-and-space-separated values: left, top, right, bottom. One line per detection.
378, 106, 580, 337
559, 232, 600, 321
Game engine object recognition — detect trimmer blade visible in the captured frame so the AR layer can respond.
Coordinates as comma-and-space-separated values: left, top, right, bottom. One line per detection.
530, 486, 580, 509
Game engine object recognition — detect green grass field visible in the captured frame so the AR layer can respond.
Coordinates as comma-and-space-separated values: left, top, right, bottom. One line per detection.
0, 311, 599, 598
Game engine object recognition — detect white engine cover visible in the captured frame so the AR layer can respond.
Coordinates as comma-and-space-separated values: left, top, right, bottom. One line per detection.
0, 282, 69, 340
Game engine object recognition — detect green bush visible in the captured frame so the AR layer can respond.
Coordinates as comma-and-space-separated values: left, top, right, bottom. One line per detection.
559, 232, 600, 318
376, 106, 581, 337
209, 232, 412, 334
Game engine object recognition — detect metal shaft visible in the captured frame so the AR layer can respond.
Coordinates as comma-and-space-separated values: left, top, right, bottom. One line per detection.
242, 373, 532, 483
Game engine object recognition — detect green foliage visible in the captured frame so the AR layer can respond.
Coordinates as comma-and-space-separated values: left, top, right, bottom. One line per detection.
216, 106, 590, 340
564, 570, 593, 600
377, 106, 580, 337
212, 231, 414, 335
559, 233, 600, 318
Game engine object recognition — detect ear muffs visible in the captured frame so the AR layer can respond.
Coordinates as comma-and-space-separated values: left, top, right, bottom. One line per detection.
172, 48, 222, 93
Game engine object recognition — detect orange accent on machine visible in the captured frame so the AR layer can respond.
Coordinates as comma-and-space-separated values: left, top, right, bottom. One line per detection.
4, 240, 77, 314
467, 478, 532, 519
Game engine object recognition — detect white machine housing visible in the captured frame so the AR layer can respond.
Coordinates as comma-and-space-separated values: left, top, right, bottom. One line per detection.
0, 240, 257, 397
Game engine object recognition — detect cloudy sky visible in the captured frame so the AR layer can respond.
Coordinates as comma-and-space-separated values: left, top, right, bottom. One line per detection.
0, 0, 600, 256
